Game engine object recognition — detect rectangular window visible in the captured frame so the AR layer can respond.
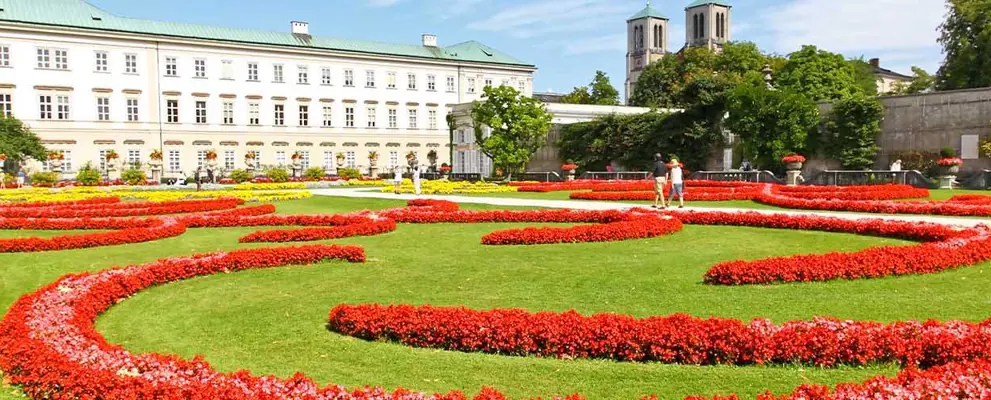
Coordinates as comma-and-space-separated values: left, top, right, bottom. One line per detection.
275, 151, 286, 166
221, 60, 233, 80
126, 98, 139, 122
96, 97, 110, 121
299, 151, 310, 169
168, 150, 180, 172
323, 151, 334, 168
299, 104, 309, 126
387, 72, 397, 89
427, 75, 436, 91
429, 109, 437, 130
127, 149, 140, 168
446, 76, 456, 93
389, 151, 399, 168
322, 105, 332, 127
467, 78, 476, 93
344, 69, 353, 86
484, 78, 493, 88
408, 108, 417, 129
94, 51, 108, 72
366, 107, 376, 128
274, 104, 285, 126
195, 101, 207, 124
197, 150, 206, 168
166, 99, 179, 123
346, 151, 355, 168
248, 102, 260, 125
56, 95, 70, 120
0, 93, 11, 117
61, 150, 72, 172
501, 79, 509, 87
124, 53, 137, 74
273, 64, 284, 82
54, 49, 68, 70
388, 108, 397, 128
223, 101, 234, 124
194, 59, 206, 78
36, 48, 50, 69
98, 150, 108, 171
407, 73, 417, 90
165, 57, 177, 77
321, 67, 332, 85
345, 106, 354, 127
224, 150, 236, 170
39, 95, 52, 119
253, 151, 262, 169
298, 65, 308, 84
0, 45, 9, 67
365, 70, 375, 88
247, 62, 258, 81
518, 80, 526, 92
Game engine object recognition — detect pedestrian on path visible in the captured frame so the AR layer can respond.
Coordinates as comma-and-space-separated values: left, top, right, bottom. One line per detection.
648, 153, 668, 209
412, 164, 422, 195
392, 166, 403, 194
668, 158, 685, 209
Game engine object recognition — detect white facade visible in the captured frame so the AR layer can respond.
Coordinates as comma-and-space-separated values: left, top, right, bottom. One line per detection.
0, 18, 534, 178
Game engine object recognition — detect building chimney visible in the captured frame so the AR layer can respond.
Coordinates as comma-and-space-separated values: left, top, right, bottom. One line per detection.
869, 58, 880, 68
422, 34, 438, 47
291, 21, 309, 35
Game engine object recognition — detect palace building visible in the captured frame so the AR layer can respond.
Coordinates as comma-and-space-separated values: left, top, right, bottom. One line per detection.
0, 0, 535, 177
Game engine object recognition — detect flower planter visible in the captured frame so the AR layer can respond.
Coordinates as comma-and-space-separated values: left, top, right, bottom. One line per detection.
566, 169, 576, 181
942, 165, 960, 175
786, 162, 803, 171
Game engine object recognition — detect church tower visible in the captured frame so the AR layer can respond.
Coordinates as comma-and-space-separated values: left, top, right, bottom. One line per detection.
625, 2, 669, 104
685, 0, 731, 52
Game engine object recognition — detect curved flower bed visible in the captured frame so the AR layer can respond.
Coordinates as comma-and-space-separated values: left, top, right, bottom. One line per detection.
0, 198, 244, 218
756, 186, 991, 216
570, 190, 757, 202
481, 213, 682, 245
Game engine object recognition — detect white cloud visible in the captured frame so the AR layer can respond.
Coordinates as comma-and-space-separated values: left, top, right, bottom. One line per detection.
563, 33, 627, 55
762, 0, 944, 56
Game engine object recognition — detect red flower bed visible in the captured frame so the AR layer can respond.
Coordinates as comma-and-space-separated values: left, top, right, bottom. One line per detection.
239, 217, 398, 243
481, 213, 682, 245
0, 198, 243, 218
0, 196, 120, 208
328, 304, 991, 368
570, 190, 756, 202
0, 218, 186, 253
756, 188, 991, 216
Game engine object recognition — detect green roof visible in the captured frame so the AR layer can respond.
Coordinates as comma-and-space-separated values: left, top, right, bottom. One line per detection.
628, 4, 668, 21
686, 0, 731, 8
0, 0, 534, 68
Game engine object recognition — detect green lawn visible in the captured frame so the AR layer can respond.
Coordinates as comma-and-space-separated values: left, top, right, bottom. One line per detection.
4, 196, 991, 399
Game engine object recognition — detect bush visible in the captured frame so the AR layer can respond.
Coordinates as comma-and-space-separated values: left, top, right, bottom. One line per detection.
121, 168, 146, 185
75, 163, 101, 186
303, 166, 325, 181
30, 171, 58, 186
889, 150, 939, 175
265, 167, 289, 183
229, 169, 252, 183
941, 147, 957, 158
824, 94, 883, 170
337, 167, 362, 180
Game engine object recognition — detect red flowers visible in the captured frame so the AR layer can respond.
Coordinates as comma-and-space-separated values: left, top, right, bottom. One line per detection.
937, 157, 963, 166
561, 163, 578, 171
782, 154, 806, 163
481, 213, 682, 245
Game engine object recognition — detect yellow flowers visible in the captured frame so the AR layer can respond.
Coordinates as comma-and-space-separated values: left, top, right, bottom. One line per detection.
233, 182, 307, 191
0, 187, 310, 203
345, 179, 389, 187
378, 180, 517, 195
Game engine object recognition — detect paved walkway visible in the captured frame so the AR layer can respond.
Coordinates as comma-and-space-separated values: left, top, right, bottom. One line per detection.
311, 188, 990, 228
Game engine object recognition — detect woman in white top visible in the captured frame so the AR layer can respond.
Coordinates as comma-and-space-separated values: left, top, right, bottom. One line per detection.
392, 166, 403, 194
890, 160, 902, 172
412, 165, 422, 195
667, 159, 685, 209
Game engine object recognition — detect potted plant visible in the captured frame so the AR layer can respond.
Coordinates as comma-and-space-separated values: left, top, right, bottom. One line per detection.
782, 154, 806, 170
105, 150, 119, 170
427, 150, 438, 168
47, 151, 64, 173
406, 151, 418, 168
368, 151, 379, 167
439, 163, 452, 179
937, 157, 963, 175
561, 161, 578, 181
336, 152, 346, 168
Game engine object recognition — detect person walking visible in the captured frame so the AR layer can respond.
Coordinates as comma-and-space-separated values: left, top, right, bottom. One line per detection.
648, 153, 668, 209
392, 165, 403, 194
412, 164, 422, 195
667, 158, 685, 209
194, 167, 203, 192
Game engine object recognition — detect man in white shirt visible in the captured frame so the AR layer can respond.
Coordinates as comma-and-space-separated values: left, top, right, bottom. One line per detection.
412, 165, 422, 195
667, 158, 685, 209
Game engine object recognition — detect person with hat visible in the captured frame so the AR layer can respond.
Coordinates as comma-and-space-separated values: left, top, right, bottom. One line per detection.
667, 157, 685, 209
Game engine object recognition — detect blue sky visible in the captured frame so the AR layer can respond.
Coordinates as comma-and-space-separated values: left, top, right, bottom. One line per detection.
90, 0, 945, 98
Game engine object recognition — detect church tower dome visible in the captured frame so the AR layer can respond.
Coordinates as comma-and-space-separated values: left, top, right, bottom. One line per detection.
624, 2, 670, 104
685, 0, 731, 52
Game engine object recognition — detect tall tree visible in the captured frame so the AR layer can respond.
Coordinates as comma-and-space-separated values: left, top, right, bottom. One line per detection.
725, 82, 821, 168
0, 115, 47, 173
560, 71, 620, 105
937, 0, 991, 90
848, 58, 881, 96
824, 94, 884, 170
471, 85, 552, 179
889, 67, 937, 95
776, 45, 865, 102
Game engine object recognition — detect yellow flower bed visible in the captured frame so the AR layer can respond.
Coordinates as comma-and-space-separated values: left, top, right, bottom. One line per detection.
346, 179, 389, 187
0, 187, 310, 203
378, 180, 517, 195
232, 182, 307, 191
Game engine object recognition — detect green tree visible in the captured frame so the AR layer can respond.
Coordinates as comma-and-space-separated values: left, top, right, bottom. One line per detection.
824, 94, 884, 170
471, 85, 552, 179
848, 58, 881, 96
889, 67, 937, 94
776, 45, 865, 101
0, 115, 47, 173
560, 71, 620, 105
937, 0, 991, 90
725, 82, 821, 168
